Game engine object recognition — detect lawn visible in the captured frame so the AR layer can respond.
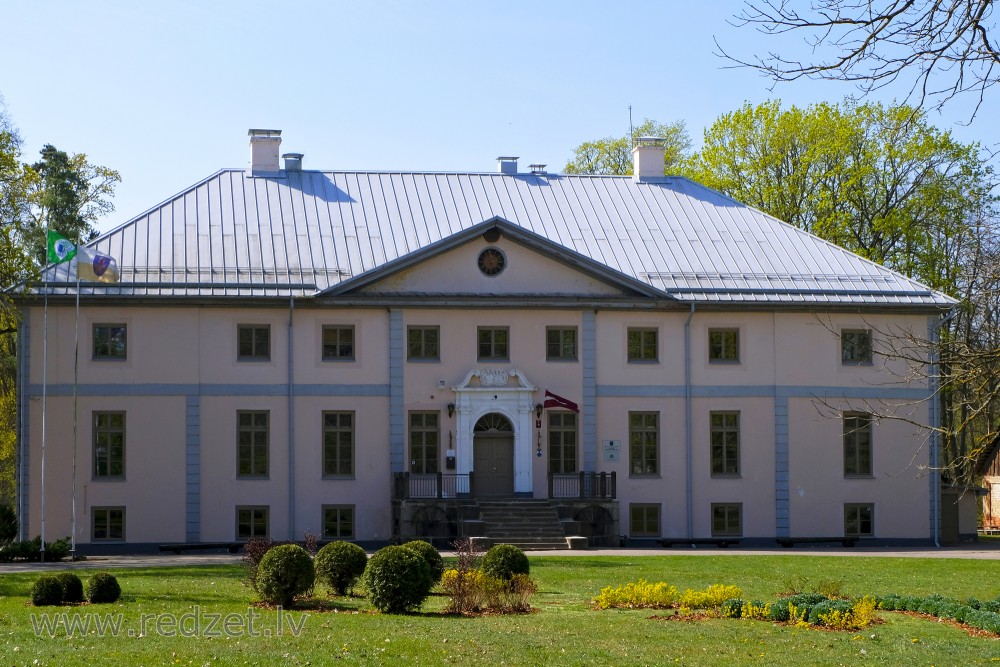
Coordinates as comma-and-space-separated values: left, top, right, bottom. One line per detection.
2, 554, 1000, 666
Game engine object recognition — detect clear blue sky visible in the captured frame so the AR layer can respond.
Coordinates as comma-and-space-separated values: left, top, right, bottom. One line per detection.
4, 1, 998, 233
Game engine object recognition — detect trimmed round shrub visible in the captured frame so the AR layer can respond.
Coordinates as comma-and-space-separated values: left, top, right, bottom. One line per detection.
31, 575, 64, 606
86, 572, 122, 604
404, 540, 444, 584
808, 598, 853, 624
481, 544, 529, 581
363, 545, 432, 614
767, 598, 792, 622
256, 544, 314, 607
56, 572, 84, 603
315, 541, 368, 595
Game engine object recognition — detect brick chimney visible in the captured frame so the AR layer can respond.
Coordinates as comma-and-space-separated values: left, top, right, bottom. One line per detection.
632, 136, 666, 182
248, 129, 282, 176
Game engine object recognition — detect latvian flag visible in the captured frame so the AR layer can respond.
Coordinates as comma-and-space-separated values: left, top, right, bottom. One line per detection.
544, 389, 579, 413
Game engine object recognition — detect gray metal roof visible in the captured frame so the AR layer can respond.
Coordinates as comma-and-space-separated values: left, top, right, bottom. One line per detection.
36, 168, 955, 307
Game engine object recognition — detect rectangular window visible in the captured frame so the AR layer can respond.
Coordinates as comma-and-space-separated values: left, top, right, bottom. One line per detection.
844, 503, 874, 537
238, 325, 270, 361
546, 327, 577, 361
629, 412, 659, 475
92, 507, 125, 541
478, 327, 509, 362
409, 412, 439, 474
93, 412, 125, 478
236, 506, 269, 541
710, 411, 740, 476
323, 411, 354, 477
322, 325, 355, 361
323, 505, 355, 539
627, 328, 658, 362
93, 324, 127, 360
711, 503, 742, 537
629, 503, 660, 537
708, 328, 739, 363
844, 412, 873, 476
841, 329, 872, 365
407, 326, 440, 361
237, 411, 269, 477
548, 412, 578, 474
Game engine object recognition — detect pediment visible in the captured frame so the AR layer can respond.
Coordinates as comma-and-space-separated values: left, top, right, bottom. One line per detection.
319, 218, 668, 299
453, 368, 537, 392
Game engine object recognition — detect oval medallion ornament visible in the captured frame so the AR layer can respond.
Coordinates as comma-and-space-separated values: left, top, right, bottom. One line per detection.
477, 248, 506, 277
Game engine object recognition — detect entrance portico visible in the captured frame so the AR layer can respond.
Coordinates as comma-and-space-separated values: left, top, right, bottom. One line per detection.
452, 369, 538, 496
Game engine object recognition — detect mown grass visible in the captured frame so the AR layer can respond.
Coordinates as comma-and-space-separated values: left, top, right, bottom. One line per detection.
1, 555, 1000, 666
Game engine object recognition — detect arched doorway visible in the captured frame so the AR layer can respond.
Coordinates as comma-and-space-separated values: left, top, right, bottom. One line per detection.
473, 413, 515, 496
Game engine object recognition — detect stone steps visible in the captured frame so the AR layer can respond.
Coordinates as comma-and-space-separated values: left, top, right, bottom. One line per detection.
472, 499, 569, 550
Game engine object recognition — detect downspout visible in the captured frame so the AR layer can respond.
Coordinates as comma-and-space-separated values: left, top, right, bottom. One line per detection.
287, 296, 296, 541
684, 302, 696, 539
929, 307, 958, 548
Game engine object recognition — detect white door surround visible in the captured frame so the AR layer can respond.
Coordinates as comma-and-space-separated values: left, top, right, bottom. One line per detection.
452, 368, 538, 495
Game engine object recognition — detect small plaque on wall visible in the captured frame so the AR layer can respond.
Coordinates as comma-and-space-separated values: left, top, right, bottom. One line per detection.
603, 440, 621, 462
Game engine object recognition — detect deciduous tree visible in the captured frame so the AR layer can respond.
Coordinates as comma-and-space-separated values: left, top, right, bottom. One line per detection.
722, 0, 1000, 118
564, 119, 692, 176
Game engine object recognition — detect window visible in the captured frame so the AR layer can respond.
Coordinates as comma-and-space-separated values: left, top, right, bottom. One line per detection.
238, 325, 270, 361
93, 324, 127, 360
409, 412, 439, 474
92, 507, 125, 541
93, 412, 125, 478
546, 327, 577, 361
407, 326, 440, 361
629, 504, 660, 537
548, 412, 578, 474
323, 505, 355, 539
627, 328, 658, 362
843, 413, 873, 477
710, 412, 740, 476
478, 327, 509, 361
629, 412, 659, 475
236, 506, 269, 540
237, 411, 269, 477
844, 503, 874, 537
323, 411, 354, 477
841, 329, 872, 365
708, 328, 739, 363
322, 325, 355, 361
711, 503, 742, 537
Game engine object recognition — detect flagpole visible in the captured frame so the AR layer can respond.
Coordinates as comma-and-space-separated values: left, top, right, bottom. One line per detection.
40, 249, 49, 563
71, 242, 81, 555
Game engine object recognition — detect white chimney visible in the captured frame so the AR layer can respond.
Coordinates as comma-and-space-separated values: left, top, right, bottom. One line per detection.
497, 156, 519, 175
248, 129, 282, 176
632, 136, 666, 181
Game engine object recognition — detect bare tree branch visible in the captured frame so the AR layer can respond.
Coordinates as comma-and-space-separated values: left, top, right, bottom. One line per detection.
719, 1, 1000, 119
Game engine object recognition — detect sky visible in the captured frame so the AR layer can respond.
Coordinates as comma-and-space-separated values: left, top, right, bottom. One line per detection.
4, 1, 998, 234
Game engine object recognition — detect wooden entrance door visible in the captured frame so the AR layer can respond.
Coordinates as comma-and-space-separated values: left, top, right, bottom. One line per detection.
474, 435, 515, 496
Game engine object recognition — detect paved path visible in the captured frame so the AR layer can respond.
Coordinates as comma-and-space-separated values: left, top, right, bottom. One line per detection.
4, 543, 1000, 573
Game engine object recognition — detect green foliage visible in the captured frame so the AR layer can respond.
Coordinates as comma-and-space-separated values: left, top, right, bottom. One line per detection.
721, 598, 744, 618
403, 540, 444, 584
255, 544, 314, 607
31, 575, 64, 606
56, 572, 84, 603
363, 545, 432, 614
0, 535, 70, 562
86, 572, 121, 604
314, 541, 368, 595
0, 504, 15, 543
684, 98, 993, 296
564, 119, 692, 176
481, 544, 530, 581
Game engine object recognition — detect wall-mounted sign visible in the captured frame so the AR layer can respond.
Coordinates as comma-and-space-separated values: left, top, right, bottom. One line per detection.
603, 440, 621, 462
